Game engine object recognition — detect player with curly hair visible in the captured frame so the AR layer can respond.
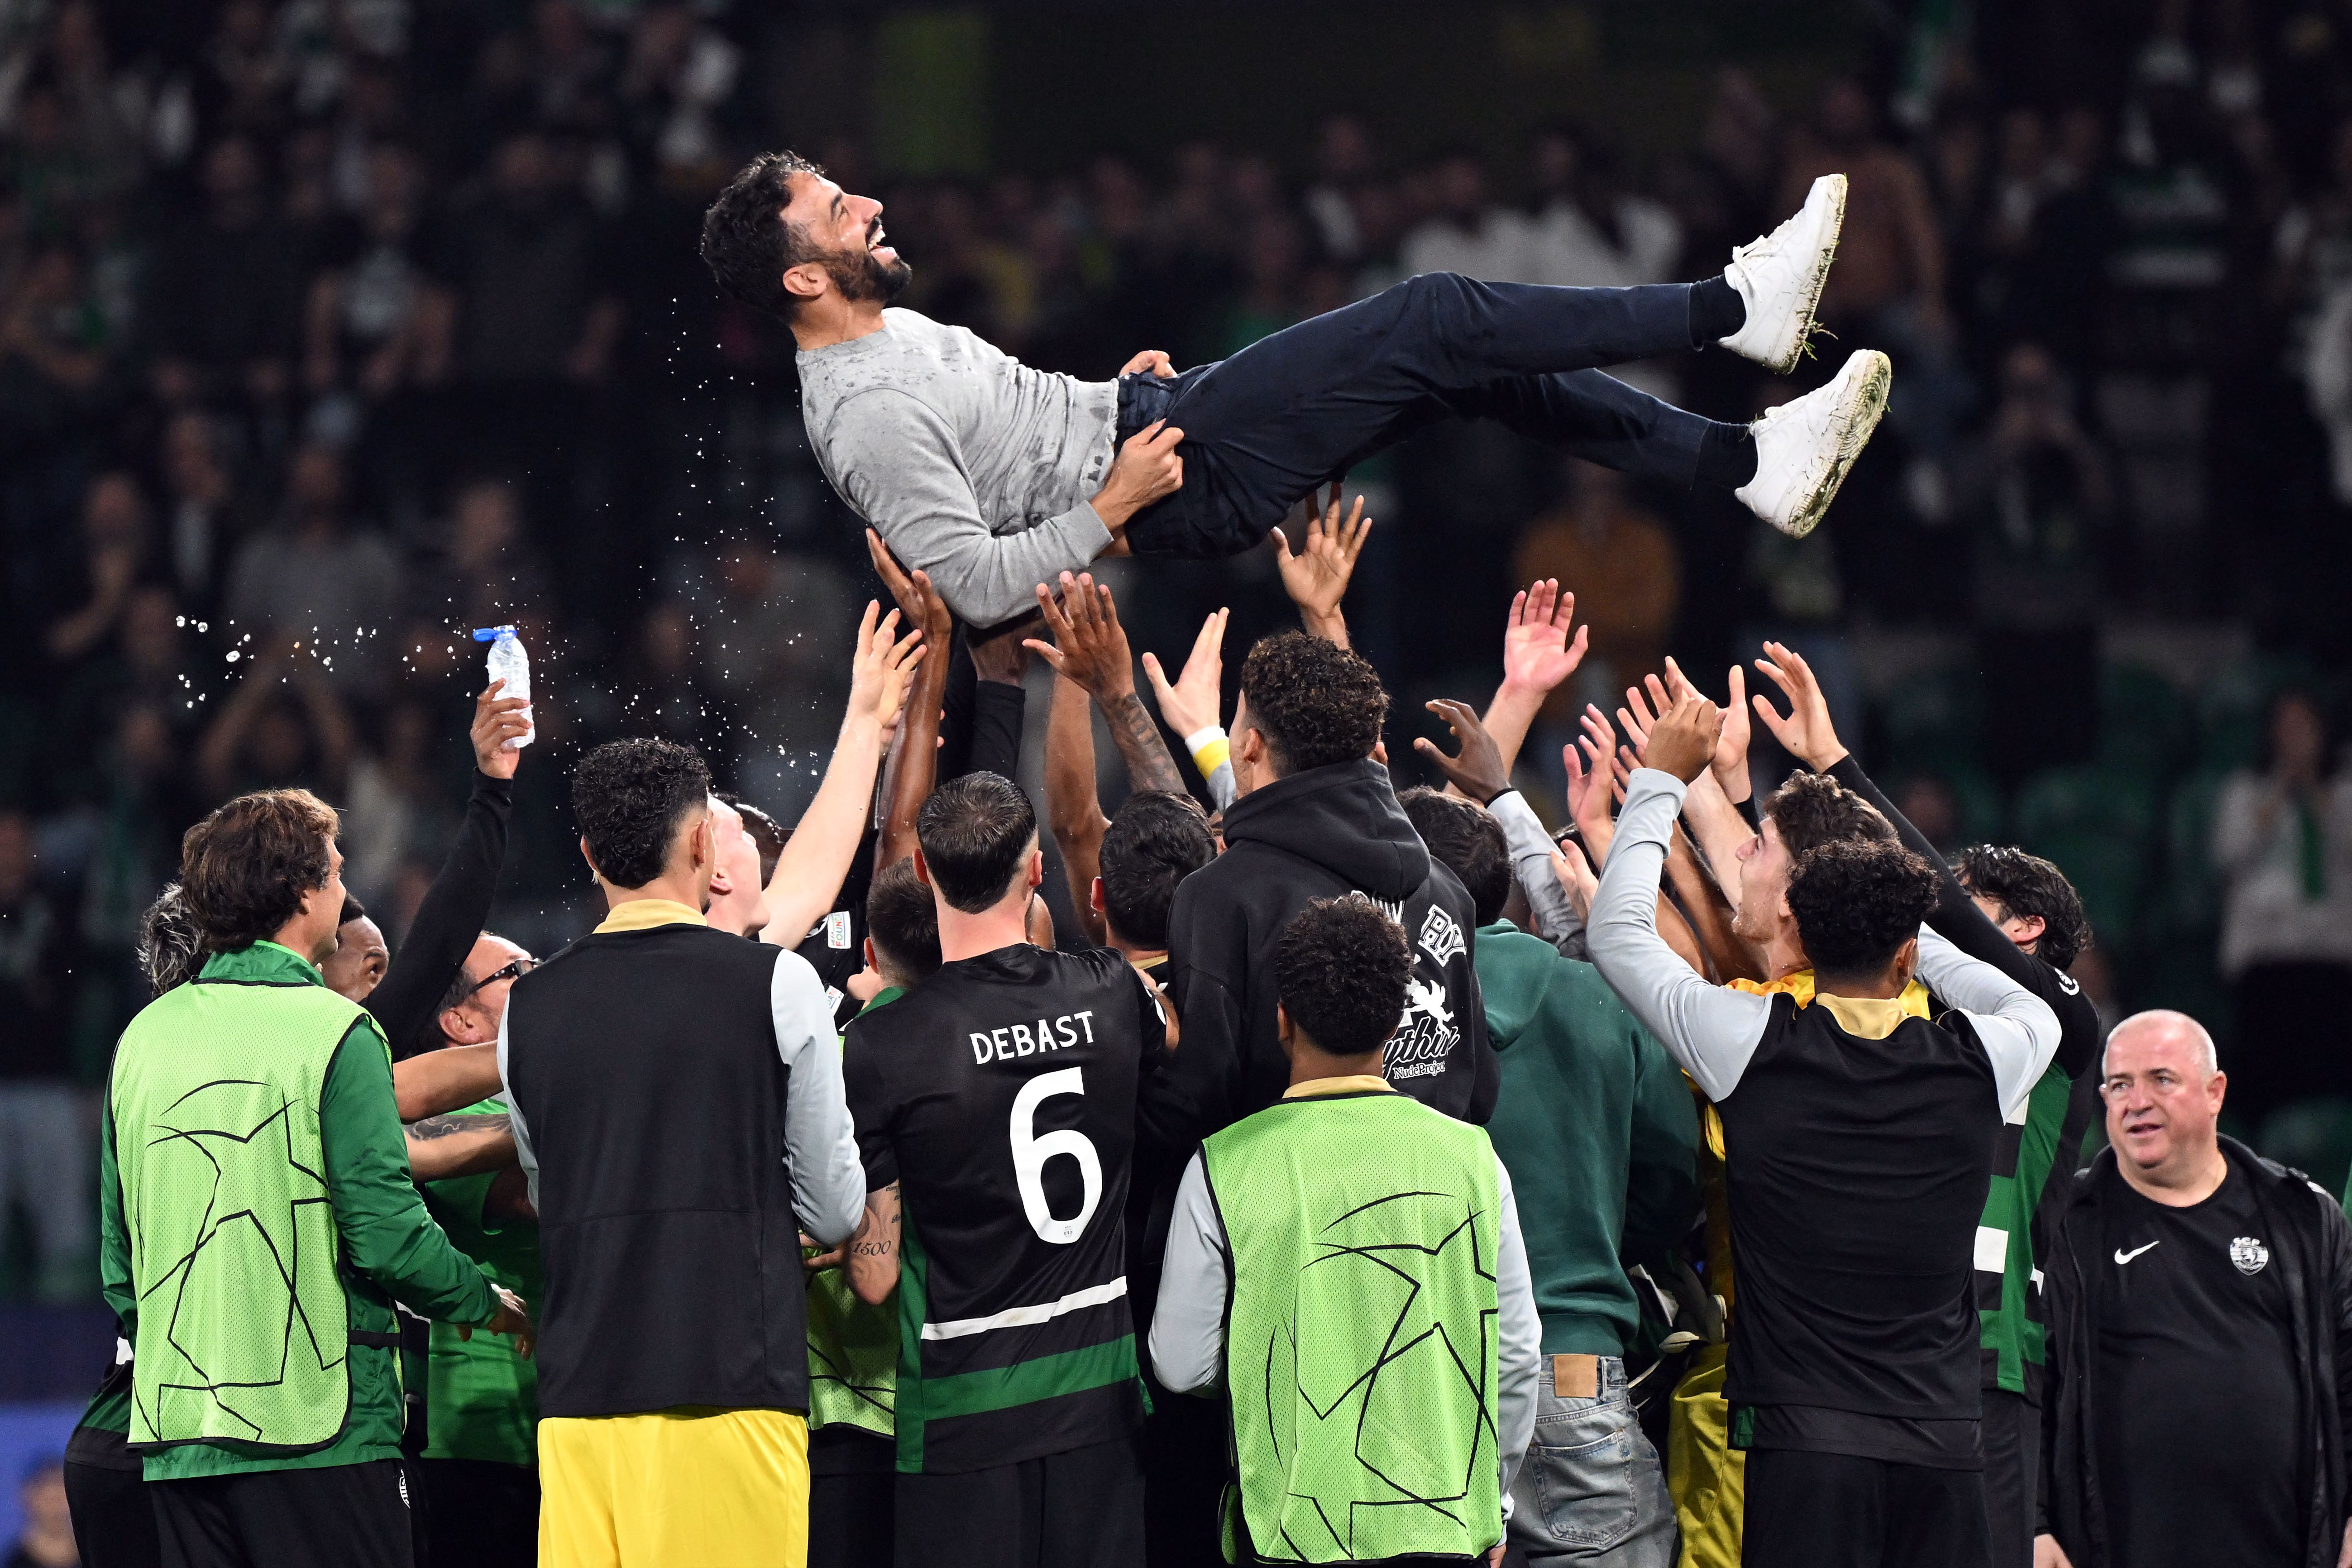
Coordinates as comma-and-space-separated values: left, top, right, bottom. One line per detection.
1582, 694, 2062, 1568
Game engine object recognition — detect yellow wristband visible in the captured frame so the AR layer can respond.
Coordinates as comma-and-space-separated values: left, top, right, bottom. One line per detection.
1190, 737, 1231, 778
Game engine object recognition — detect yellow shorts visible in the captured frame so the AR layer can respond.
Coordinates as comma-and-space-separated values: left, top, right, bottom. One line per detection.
539, 1405, 809, 1568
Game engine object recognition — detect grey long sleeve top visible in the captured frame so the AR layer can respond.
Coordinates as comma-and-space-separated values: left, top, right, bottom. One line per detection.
1489, 789, 1588, 958
1150, 1134, 1543, 1517
498, 947, 867, 1244
1586, 769, 2061, 1114
798, 309, 1122, 627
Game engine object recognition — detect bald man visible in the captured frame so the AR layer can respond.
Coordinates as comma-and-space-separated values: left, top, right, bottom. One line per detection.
2036, 1011, 2352, 1568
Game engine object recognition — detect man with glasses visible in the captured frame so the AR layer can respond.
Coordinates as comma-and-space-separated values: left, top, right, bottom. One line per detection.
2036, 1010, 2352, 1568
412, 932, 543, 1568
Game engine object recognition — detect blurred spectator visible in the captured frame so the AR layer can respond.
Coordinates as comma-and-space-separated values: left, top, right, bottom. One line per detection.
2289, 121, 2352, 502
617, 0, 743, 196
1960, 343, 2113, 783
1892, 774, 1964, 855
628, 599, 718, 754
301, 143, 451, 409
56, 585, 191, 800
2211, 690, 2352, 1112
343, 698, 453, 910
0, 809, 88, 1301
145, 134, 301, 405
196, 641, 354, 800
419, 476, 550, 629
225, 441, 403, 686
44, 472, 149, 666
5, 1455, 76, 1568
0, 242, 114, 439
442, 131, 622, 386
1511, 457, 1678, 713
1302, 112, 1379, 264
1400, 150, 1530, 282
1214, 214, 1308, 355
156, 408, 251, 616
1525, 124, 1682, 289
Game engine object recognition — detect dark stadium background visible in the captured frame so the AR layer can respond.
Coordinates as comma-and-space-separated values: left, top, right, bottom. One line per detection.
2, 0, 2348, 1530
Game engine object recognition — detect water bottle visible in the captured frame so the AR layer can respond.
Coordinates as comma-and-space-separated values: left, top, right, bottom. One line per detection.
473, 626, 534, 749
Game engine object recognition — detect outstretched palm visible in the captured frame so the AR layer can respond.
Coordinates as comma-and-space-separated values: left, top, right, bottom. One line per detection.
1500, 579, 1587, 696
1270, 482, 1371, 624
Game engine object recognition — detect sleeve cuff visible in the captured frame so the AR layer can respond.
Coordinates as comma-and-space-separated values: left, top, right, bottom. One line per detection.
1189, 734, 1231, 779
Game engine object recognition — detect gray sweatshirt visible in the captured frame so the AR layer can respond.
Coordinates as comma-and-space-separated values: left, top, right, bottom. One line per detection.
798, 309, 1122, 626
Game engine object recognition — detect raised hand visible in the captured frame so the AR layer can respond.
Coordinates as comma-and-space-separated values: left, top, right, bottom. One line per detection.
1617, 684, 1661, 764
1142, 607, 1228, 740
1552, 843, 1600, 926
845, 602, 926, 735
865, 528, 953, 647
1414, 698, 1511, 804
470, 680, 532, 780
1270, 481, 1370, 643
1664, 656, 1754, 801
1498, 580, 1588, 698
1646, 695, 1725, 785
1750, 640, 1847, 770
1024, 572, 1137, 700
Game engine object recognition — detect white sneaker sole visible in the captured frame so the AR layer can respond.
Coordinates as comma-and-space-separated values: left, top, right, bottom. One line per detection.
1768, 349, 1891, 539
1726, 172, 1847, 374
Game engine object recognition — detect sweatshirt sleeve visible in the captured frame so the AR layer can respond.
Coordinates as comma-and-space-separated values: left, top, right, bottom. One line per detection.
320, 1018, 498, 1327
773, 950, 867, 1246
1493, 1157, 1540, 1515
1149, 1151, 1229, 1396
1488, 789, 1586, 955
1585, 770, 1772, 1100
824, 389, 1115, 628
1141, 880, 1248, 1156
1912, 927, 2061, 1118
1621, 1025, 1702, 1265
366, 771, 512, 1060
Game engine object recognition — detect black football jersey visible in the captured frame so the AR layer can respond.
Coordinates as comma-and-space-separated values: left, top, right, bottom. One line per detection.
843, 943, 1165, 1473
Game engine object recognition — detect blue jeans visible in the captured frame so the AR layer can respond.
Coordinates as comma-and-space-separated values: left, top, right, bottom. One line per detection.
1507, 1355, 1678, 1568
1117, 272, 1723, 559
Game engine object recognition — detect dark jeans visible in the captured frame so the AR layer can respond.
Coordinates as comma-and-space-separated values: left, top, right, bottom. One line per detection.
1741, 1447, 1990, 1568
1117, 273, 1721, 558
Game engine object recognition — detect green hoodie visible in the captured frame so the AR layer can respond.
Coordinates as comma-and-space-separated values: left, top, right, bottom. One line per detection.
1475, 921, 1699, 1355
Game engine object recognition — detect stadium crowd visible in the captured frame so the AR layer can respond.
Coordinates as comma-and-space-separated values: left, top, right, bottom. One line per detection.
6, 0, 2352, 1565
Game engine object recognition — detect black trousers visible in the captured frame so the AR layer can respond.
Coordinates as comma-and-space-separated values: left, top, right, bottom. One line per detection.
1980, 1388, 2040, 1568
416, 1458, 536, 1568
149, 1458, 413, 1568
1118, 273, 1721, 559
810, 1428, 896, 1567
893, 1431, 1146, 1568
1741, 1448, 1991, 1568
65, 1458, 160, 1568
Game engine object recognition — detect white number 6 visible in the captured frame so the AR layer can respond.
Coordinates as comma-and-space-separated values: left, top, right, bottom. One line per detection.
1010, 1068, 1101, 1245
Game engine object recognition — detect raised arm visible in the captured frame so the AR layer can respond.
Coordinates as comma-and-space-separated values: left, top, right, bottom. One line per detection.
1269, 483, 1371, 648
1045, 671, 1111, 949
1583, 701, 1773, 1102
1480, 579, 1587, 783
763, 602, 925, 947
368, 685, 530, 1058
1912, 927, 2060, 1116
864, 532, 954, 870
1143, 608, 1234, 810
1024, 571, 1186, 798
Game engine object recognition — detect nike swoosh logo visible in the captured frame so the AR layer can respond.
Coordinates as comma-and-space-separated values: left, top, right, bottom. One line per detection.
2114, 1241, 2160, 1265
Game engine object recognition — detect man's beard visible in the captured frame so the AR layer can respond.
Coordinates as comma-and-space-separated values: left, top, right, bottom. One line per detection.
828, 241, 913, 306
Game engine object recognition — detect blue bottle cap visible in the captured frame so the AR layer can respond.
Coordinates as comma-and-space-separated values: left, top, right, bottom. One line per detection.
472, 626, 517, 641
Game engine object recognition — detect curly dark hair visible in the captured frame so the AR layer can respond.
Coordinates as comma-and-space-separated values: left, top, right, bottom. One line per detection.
1398, 788, 1510, 926
916, 772, 1037, 914
1785, 838, 1941, 982
1272, 897, 1413, 1058
865, 856, 942, 984
1955, 843, 2093, 969
180, 789, 341, 952
717, 792, 785, 884
572, 738, 713, 890
1762, 771, 1896, 859
1100, 791, 1214, 949
1238, 631, 1388, 776
137, 883, 206, 995
699, 151, 825, 320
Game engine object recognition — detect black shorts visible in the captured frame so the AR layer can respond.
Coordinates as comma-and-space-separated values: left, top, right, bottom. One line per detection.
418, 1458, 537, 1568
150, 1458, 414, 1568
64, 1453, 160, 1568
1742, 1447, 1991, 1568
893, 1433, 1145, 1568
810, 1429, 896, 1568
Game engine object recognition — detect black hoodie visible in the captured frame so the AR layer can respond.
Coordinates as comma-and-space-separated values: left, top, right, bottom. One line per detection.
1143, 758, 1496, 1154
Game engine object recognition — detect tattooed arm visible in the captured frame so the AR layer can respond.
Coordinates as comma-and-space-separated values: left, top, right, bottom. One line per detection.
1024, 571, 1185, 796
404, 1112, 516, 1183
845, 1183, 902, 1305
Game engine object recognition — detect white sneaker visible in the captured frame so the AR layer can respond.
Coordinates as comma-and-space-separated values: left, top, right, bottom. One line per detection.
1735, 349, 1892, 538
1720, 173, 1847, 373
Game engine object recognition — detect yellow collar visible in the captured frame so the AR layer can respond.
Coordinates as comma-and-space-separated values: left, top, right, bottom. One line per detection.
595, 899, 708, 935
1282, 1075, 1394, 1100
1730, 968, 1930, 1040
